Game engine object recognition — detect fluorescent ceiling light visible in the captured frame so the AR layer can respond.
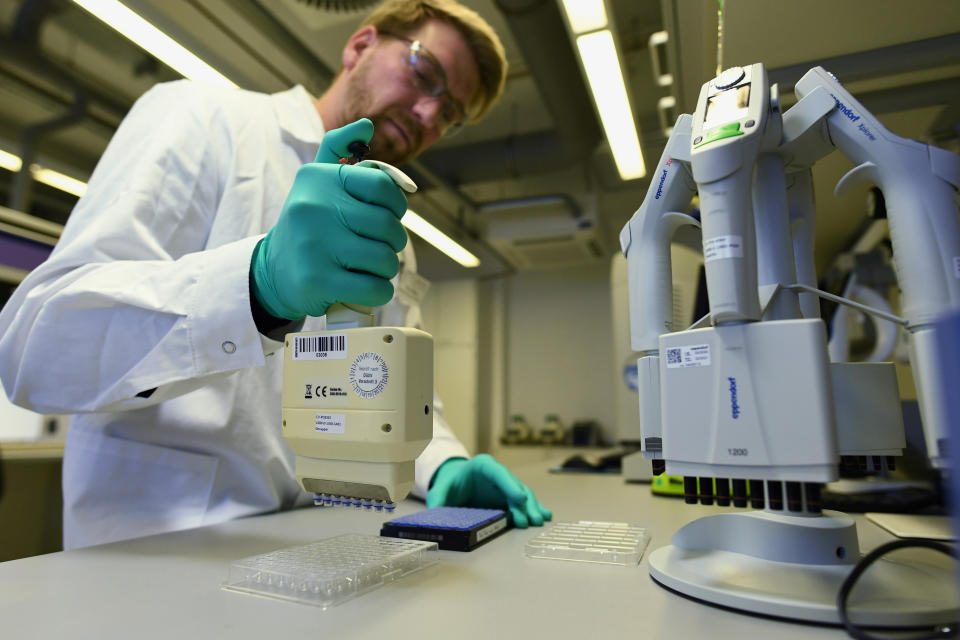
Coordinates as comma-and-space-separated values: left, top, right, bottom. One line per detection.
576, 30, 646, 180
402, 210, 479, 268
560, 0, 608, 34
0, 149, 23, 172
0, 148, 89, 197
31, 166, 88, 198
71, 0, 236, 87
2, 154, 480, 269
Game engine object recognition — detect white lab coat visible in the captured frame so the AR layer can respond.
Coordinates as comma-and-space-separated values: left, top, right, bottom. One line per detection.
0, 81, 468, 549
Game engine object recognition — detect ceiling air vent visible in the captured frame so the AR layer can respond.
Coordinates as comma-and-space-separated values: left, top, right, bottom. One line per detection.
483, 194, 608, 270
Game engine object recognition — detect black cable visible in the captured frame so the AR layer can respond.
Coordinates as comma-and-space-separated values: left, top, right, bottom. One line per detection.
837, 538, 958, 640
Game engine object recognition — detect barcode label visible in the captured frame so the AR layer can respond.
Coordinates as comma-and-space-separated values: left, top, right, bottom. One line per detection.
293, 334, 347, 360
665, 344, 711, 369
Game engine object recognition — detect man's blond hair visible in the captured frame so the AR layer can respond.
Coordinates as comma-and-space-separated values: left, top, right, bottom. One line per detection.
361, 0, 508, 121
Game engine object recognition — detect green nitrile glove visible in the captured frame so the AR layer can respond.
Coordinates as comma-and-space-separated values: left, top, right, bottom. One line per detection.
426, 454, 553, 528
250, 118, 408, 320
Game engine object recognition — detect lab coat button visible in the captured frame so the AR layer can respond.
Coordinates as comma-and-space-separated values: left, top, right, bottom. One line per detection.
222, 341, 237, 354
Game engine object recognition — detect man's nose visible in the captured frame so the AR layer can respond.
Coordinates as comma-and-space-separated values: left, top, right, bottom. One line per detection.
411, 96, 444, 131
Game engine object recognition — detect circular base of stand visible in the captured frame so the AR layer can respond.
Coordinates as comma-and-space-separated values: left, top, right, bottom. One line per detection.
649, 544, 958, 627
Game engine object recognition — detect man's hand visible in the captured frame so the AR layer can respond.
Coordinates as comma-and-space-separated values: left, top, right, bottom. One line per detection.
426, 454, 553, 528
250, 118, 408, 320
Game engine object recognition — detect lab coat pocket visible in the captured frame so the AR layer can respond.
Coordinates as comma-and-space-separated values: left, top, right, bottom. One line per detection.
63, 426, 218, 549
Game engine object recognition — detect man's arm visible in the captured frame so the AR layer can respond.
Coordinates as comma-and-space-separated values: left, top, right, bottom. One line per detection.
0, 82, 266, 414
412, 392, 471, 498
414, 393, 552, 528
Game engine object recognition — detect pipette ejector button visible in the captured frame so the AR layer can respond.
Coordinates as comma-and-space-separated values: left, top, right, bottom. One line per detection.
715, 66, 745, 90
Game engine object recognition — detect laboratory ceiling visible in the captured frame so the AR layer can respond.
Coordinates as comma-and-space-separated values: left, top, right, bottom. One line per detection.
1, 0, 958, 281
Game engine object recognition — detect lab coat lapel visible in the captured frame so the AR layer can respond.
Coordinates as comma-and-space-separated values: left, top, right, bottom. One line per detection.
271, 85, 326, 162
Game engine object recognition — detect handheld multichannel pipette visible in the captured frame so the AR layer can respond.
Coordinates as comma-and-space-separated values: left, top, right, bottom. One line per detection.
281, 155, 430, 511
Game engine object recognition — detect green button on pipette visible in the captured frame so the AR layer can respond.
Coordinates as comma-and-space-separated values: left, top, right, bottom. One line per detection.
695, 121, 743, 148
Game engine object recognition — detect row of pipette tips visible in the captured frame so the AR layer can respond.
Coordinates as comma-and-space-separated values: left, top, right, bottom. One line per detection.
312, 494, 397, 511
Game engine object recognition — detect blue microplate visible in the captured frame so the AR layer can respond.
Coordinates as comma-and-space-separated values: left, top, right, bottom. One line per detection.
389, 506, 504, 529
381, 506, 509, 551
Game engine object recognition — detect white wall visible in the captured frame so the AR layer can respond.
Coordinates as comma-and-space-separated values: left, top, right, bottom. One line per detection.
420, 279, 480, 454
421, 261, 617, 453
0, 381, 67, 441
0, 388, 46, 440
501, 262, 616, 443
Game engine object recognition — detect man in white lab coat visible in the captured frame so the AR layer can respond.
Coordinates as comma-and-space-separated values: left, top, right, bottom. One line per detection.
0, 0, 550, 549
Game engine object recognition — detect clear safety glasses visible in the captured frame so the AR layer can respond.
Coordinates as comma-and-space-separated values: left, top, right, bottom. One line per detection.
379, 31, 469, 135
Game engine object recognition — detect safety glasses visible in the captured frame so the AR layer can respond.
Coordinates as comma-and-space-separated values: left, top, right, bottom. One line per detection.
379, 31, 469, 135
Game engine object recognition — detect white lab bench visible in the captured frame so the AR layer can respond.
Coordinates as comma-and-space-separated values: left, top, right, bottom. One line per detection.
0, 460, 945, 639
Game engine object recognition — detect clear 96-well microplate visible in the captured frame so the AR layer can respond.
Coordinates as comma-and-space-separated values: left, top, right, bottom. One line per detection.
525, 521, 650, 566
222, 533, 438, 608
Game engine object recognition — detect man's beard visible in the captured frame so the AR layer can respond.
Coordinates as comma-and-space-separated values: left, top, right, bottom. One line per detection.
365, 109, 424, 165
343, 63, 425, 165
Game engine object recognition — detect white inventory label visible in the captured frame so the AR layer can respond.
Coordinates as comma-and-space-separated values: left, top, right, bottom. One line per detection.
703, 235, 744, 262
315, 413, 346, 434
476, 518, 508, 543
396, 269, 431, 305
292, 334, 347, 360
665, 344, 712, 369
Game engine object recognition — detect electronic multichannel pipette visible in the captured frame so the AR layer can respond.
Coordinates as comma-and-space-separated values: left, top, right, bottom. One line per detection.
281, 155, 431, 512
621, 63, 959, 627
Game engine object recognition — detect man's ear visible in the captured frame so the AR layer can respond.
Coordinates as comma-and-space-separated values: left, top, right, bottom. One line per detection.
342, 25, 378, 71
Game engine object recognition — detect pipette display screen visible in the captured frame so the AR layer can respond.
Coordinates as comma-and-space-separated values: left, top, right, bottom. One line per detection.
704, 84, 750, 128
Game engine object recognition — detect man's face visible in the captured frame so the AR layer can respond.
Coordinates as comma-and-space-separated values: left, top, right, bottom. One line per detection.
341, 19, 480, 165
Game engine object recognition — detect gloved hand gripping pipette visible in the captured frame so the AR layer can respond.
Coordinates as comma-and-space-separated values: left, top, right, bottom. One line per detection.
620, 64, 959, 626
251, 118, 432, 511
260, 121, 552, 523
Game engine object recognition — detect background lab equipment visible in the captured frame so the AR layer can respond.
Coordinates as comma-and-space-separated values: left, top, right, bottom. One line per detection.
620, 63, 959, 626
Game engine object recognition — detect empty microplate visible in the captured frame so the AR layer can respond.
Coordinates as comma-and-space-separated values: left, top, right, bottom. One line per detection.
222, 533, 438, 608
525, 521, 650, 566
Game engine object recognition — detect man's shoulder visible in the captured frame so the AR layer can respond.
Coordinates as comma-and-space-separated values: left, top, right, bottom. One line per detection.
129, 81, 288, 144
139, 80, 274, 114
